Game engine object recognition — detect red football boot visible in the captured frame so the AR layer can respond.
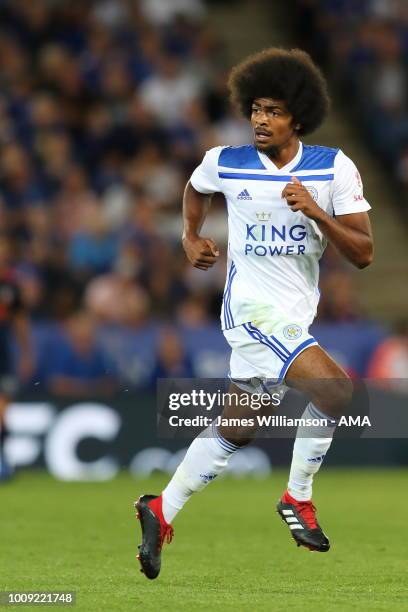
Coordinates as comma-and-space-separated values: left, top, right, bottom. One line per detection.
277, 490, 330, 552
135, 494, 174, 579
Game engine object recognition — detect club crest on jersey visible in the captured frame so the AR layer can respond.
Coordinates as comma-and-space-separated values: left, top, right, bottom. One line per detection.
256, 212, 272, 221
306, 186, 318, 201
283, 324, 302, 340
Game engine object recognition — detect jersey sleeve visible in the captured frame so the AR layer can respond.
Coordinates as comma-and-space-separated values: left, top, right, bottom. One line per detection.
189, 146, 224, 194
331, 150, 371, 215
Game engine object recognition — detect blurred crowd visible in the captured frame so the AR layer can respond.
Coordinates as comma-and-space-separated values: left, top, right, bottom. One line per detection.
294, 0, 408, 215
0, 0, 403, 396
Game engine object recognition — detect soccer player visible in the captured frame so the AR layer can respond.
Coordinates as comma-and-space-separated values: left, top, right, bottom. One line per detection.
135, 48, 373, 578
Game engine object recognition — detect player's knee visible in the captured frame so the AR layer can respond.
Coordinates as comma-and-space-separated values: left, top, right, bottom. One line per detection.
323, 376, 353, 417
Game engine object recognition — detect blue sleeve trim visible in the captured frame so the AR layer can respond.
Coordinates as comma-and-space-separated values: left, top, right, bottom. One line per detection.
218, 172, 334, 181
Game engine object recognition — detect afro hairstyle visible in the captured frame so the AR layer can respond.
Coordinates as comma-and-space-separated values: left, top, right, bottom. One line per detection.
228, 48, 330, 136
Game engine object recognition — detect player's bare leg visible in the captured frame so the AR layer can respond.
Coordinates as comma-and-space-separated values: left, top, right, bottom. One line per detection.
277, 344, 352, 552
217, 382, 280, 445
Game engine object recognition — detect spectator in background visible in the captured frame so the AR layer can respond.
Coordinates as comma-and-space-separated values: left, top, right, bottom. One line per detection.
317, 269, 361, 322
84, 271, 151, 328
368, 319, 408, 389
0, 143, 46, 215
0, 0, 393, 394
0, 236, 34, 480
293, 0, 408, 202
0, 0, 227, 399
312, 266, 385, 377
46, 310, 115, 398
122, 144, 183, 210
151, 327, 193, 381
85, 276, 157, 389
139, 53, 203, 127
139, 0, 206, 27
68, 197, 118, 278
176, 292, 213, 328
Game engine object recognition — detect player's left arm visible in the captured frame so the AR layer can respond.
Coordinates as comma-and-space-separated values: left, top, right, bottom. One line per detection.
282, 150, 374, 269
313, 206, 372, 269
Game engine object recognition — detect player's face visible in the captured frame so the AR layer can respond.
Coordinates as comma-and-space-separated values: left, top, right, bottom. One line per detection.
251, 98, 298, 152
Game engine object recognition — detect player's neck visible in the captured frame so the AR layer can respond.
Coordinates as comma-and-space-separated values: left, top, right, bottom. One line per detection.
264, 138, 300, 169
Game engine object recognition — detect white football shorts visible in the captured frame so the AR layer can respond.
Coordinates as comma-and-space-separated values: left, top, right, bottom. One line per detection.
223, 319, 318, 394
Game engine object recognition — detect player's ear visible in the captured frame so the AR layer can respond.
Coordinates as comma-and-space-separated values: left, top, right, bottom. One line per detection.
291, 120, 301, 133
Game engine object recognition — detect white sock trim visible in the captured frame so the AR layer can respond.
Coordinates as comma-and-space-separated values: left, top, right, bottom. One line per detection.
210, 421, 240, 453
307, 403, 339, 426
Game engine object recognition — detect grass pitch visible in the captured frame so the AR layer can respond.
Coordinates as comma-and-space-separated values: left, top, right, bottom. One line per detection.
1, 469, 407, 611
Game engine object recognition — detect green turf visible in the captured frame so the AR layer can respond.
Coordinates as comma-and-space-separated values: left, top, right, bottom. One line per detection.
1, 469, 407, 611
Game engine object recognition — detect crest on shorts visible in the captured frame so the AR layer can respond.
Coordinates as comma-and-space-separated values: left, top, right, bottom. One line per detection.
306, 186, 318, 201
283, 324, 302, 340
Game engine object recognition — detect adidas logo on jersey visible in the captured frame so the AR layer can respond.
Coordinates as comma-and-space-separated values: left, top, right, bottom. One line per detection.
237, 189, 252, 200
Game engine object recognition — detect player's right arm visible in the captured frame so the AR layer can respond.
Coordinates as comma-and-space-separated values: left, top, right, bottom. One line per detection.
182, 182, 219, 270
182, 146, 223, 271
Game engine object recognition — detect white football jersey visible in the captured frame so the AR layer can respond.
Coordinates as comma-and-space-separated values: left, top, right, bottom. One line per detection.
190, 142, 371, 332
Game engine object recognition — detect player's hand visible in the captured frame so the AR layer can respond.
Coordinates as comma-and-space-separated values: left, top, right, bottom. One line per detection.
182, 235, 219, 270
282, 176, 323, 220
